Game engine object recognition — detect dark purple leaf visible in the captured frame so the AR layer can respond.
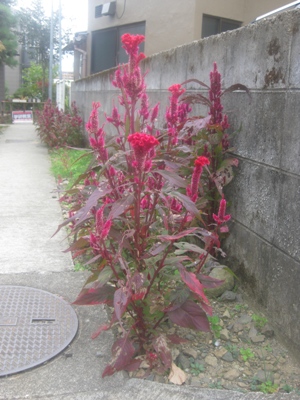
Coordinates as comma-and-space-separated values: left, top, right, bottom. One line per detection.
153, 170, 188, 188
108, 194, 134, 219
181, 93, 212, 107
123, 358, 143, 372
72, 284, 114, 306
181, 78, 210, 90
174, 241, 207, 256
164, 256, 191, 266
146, 242, 168, 257
153, 335, 172, 368
75, 186, 112, 227
114, 287, 132, 321
91, 324, 111, 339
52, 213, 77, 237
158, 227, 198, 242
63, 237, 89, 253
102, 364, 115, 377
167, 334, 188, 344
112, 335, 136, 371
183, 115, 211, 132
131, 272, 145, 291
222, 83, 251, 98
197, 274, 224, 289
170, 191, 199, 216
167, 300, 211, 332
83, 254, 102, 266
179, 266, 210, 305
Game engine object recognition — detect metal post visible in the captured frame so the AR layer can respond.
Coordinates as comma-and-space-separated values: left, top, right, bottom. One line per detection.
59, 0, 62, 80
48, 0, 54, 101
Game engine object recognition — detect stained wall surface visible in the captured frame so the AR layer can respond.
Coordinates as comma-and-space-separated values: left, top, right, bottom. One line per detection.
72, 9, 300, 358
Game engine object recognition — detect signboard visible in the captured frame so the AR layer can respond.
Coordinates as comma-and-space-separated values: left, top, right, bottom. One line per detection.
12, 110, 33, 124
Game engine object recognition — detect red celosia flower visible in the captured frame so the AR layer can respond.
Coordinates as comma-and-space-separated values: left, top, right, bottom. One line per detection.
121, 33, 145, 54
165, 84, 188, 146
128, 132, 159, 170
213, 197, 231, 225
187, 156, 210, 202
194, 156, 210, 168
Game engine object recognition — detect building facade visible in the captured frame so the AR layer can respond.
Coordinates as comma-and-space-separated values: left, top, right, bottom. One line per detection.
85, 0, 292, 77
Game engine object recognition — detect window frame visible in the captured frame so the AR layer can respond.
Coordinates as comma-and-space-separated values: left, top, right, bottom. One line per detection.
202, 14, 242, 38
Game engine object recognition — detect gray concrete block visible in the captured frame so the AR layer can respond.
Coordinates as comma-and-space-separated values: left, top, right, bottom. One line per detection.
228, 160, 281, 244
281, 92, 300, 174
224, 223, 300, 359
272, 173, 300, 261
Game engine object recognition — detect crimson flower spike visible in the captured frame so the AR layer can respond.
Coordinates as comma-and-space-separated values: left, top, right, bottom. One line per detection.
212, 196, 231, 225
187, 156, 210, 202
128, 132, 159, 171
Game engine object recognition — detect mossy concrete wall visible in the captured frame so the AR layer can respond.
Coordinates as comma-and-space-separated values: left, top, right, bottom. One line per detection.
72, 10, 300, 358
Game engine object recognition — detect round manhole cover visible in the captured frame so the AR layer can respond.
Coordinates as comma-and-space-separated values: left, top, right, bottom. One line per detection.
0, 286, 78, 377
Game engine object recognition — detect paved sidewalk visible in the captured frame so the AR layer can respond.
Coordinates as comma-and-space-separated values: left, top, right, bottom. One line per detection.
0, 124, 298, 400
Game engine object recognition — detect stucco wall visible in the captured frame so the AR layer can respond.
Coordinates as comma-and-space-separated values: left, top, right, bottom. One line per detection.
72, 9, 300, 359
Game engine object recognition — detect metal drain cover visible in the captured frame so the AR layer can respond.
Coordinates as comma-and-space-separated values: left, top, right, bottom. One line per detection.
0, 286, 78, 377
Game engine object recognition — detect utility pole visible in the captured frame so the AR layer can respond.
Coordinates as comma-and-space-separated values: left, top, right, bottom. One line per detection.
59, 0, 62, 80
48, 0, 54, 101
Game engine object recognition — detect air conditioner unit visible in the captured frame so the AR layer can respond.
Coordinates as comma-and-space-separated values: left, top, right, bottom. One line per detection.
102, 1, 116, 16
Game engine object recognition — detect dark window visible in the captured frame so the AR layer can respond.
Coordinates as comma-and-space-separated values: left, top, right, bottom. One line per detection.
95, 5, 103, 18
202, 15, 241, 38
91, 22, 145, 74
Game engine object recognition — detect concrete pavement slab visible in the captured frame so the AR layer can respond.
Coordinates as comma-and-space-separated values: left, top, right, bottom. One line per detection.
0, 124, 72, 273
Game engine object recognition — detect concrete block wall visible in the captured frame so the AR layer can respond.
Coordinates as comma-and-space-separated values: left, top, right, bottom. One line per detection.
72, 10, 300, 358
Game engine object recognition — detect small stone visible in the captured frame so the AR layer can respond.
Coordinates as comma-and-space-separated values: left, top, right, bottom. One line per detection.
222, 352, 234, 362
96, 351, 104, 358
248, 326, 258, 338
205, 355, 218, 367
265, 363, 276, 371
140, 360, 150, 369
238, 382, 248, 388
237, 314, 252, 324
233, 323, 243, 333
251, 334, 265, 343
231, 338, 239, 343
135, 370, 146, 378
186, 334, 195, 341
145, 374, 155, 381
254, 370, 272, 384
236, 294, 243, 302
155, 375, 167, 383
190, 377, 203, 387
171, 348, 180, 360
206, 268, 235, 298
220, 328, 230, 341
183, 348, 198, 359
219, 290, 237, 302
257, 349, 269, 360
214, 347, 227, 358
176, 354, 190, 370
222, 309, 231, 319
274, 373, 281, 380
243, 368, 252, 376
261, 324, 275, 338
223, 368, 240, 380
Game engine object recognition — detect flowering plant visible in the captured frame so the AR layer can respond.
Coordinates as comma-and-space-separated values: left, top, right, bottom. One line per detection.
36, 100, 84, 148
59, 33, 245, 378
